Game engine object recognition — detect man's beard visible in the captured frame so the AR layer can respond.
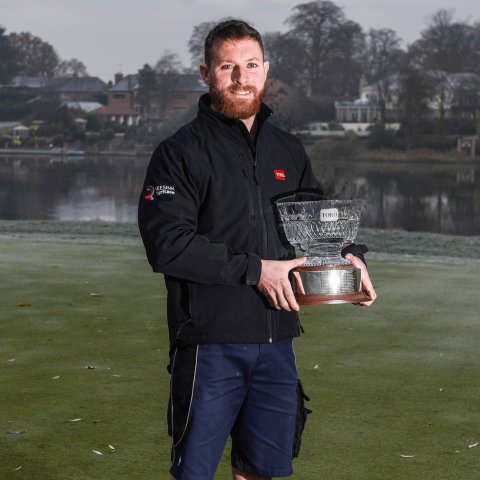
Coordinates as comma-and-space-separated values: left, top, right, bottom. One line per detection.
209, 82, 266, 120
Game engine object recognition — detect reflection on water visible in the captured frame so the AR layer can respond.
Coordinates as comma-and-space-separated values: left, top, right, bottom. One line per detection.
0, 155, 146, 222
0, 154, 479, 235
312, 159, 479, 235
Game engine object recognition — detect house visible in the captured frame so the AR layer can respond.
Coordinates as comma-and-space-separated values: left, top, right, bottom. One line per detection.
335, 74, 401, 123
335, 71, 480, 123
103, 72, 208, 123
43, 77, 108, 103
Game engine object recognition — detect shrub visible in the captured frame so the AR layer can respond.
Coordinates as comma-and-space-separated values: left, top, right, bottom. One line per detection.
0, 136, 13, 148
86, 114, 102, 132
86, 133, 99, 144
328, 120, 344, 131
367, 123, 396, 149
52, 136, 64, 147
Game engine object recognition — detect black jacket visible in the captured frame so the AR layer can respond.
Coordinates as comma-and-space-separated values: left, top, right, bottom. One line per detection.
138, 93, 324, 346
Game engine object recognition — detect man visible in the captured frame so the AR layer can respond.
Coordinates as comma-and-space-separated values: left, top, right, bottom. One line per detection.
138, 20, 376, 480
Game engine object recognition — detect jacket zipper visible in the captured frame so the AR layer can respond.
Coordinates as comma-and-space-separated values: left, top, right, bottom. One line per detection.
250, 148, 272, 343
239, 154, 255, 219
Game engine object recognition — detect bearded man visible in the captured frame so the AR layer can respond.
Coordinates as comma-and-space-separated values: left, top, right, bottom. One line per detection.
138, 20, 376, 480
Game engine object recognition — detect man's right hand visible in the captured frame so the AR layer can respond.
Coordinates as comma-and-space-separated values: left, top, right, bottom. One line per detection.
256, 258, 306, 311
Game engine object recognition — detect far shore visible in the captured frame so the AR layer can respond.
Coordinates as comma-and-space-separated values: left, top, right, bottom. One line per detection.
1, 146, 479, 163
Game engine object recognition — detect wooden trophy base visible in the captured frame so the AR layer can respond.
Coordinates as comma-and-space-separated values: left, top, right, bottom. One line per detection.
292, 264, 372, 305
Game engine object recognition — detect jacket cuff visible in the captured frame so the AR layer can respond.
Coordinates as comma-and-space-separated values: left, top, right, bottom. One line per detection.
341, 243, 369, 268
246, 253, 262, 286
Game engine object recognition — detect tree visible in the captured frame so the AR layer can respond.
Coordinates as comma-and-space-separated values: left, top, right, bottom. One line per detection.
0, 26, 19, 85
397, 59, 432, 149
410, 10, 479, 74
263, 31, 306, 87
326, 19, 365, 96
187, 17, 237, 67
136, 64, 156, 115
285, 1, 346, 95
56, 58, 88, 77
155, 51, 183, 121
8, 32, 60, 80
363, 28, 404, 121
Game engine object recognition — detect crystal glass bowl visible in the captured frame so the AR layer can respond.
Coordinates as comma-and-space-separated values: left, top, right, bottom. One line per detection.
277, 200, 363, 266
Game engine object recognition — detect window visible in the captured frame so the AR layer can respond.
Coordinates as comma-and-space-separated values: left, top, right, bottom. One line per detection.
113, 93, 125, 99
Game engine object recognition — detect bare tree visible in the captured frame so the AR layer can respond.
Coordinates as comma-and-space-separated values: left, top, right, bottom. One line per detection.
327, 20, 365, 96
285, 1, 345, 95
263, 31, 306, 87
155, 50, 184, 121
136, 64, 156, 116
397, 59, 432, 149
8, 32, 60, 80
56, 58, 89, 77
187, 17, 237, 68
410, 9, 479, 73
364, 28, 404, 121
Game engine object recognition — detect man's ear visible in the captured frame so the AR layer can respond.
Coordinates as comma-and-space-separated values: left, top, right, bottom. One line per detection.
199, 64, 210, 85
264, 60, 270, 78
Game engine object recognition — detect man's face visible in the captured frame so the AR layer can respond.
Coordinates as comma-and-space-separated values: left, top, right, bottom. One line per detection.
200, 38, 269, 120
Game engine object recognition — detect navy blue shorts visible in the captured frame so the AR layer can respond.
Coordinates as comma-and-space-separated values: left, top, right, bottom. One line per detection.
168, 339, 297, 480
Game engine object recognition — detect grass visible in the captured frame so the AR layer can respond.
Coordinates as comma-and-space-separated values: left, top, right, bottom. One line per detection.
1, 224, 480, 479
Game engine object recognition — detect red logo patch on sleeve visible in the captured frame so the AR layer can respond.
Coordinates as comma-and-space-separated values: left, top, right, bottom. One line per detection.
274, 170, 286, 180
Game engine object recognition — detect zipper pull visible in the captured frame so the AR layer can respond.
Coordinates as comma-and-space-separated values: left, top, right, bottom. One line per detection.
239, 154, 248, 177
254, 165, 260, 185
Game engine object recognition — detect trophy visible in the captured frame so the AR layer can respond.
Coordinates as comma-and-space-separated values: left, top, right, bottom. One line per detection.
276, 199, 370, 305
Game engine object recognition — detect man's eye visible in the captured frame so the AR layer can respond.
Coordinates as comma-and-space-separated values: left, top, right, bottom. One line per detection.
247, 63, 258, 68
221, 65, 233, 69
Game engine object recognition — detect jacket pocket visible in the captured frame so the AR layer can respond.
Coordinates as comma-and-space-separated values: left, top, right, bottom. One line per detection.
239, 154, 255, 219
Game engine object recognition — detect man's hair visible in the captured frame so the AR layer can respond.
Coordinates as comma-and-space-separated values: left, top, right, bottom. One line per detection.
204, 20, 264, 67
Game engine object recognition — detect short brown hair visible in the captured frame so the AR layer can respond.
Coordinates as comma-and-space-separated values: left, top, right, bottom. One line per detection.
204, 20, 264, 67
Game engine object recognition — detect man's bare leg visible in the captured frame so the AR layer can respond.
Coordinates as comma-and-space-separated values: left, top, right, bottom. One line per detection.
171, 468, 272, 480
232, 466, 272, 480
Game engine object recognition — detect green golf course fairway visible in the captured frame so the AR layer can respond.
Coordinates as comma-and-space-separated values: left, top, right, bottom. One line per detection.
1, 235, 479, 479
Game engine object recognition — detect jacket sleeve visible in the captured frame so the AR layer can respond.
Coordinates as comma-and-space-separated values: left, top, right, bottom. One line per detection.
138, 143, 262, 286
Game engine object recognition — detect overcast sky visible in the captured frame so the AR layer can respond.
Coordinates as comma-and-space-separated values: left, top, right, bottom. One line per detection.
3, 0, 479, 82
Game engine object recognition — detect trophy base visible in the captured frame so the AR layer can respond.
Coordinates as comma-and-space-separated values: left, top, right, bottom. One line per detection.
292, 264, 371, 305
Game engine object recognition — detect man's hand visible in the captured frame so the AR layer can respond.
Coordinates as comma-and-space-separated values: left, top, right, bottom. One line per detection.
344, 253, 377, 306
257, 258, 306, 311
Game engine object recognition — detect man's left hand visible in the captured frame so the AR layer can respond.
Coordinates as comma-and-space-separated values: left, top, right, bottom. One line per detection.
344, 254, 377, 307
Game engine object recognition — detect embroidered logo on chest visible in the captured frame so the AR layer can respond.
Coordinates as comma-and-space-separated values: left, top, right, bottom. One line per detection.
274, 170, 285, 180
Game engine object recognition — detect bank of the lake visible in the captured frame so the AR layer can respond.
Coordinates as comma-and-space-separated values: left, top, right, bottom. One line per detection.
2, 220, 479, 265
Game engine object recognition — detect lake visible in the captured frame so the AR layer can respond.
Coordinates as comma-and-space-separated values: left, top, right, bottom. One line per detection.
1, 153, 478, 235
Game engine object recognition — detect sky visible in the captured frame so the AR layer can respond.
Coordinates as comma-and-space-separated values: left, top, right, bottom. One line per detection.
2, 0, 479, 83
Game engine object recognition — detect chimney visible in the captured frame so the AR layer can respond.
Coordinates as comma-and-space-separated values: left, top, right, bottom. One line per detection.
359, 74, 367, 90
114, 73, 124, 84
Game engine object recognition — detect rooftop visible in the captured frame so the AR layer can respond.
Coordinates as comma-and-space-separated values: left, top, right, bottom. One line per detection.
108, 73, 208, 93
44, 77, 108, 94
3, 75, 47, 89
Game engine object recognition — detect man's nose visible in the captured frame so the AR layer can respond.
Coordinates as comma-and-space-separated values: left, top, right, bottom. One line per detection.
231, 66, 248, 85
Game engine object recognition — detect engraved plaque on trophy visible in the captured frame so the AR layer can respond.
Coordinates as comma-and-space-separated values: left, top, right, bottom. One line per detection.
276, 199, 370, 305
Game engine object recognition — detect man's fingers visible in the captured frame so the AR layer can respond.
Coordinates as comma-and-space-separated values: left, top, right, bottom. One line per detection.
283, 283, 299, 312
292, 272, 305, 295
290, 257, 307, 269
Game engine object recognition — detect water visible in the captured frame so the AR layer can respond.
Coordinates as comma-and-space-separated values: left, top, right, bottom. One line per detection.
1, 154, 479, 235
